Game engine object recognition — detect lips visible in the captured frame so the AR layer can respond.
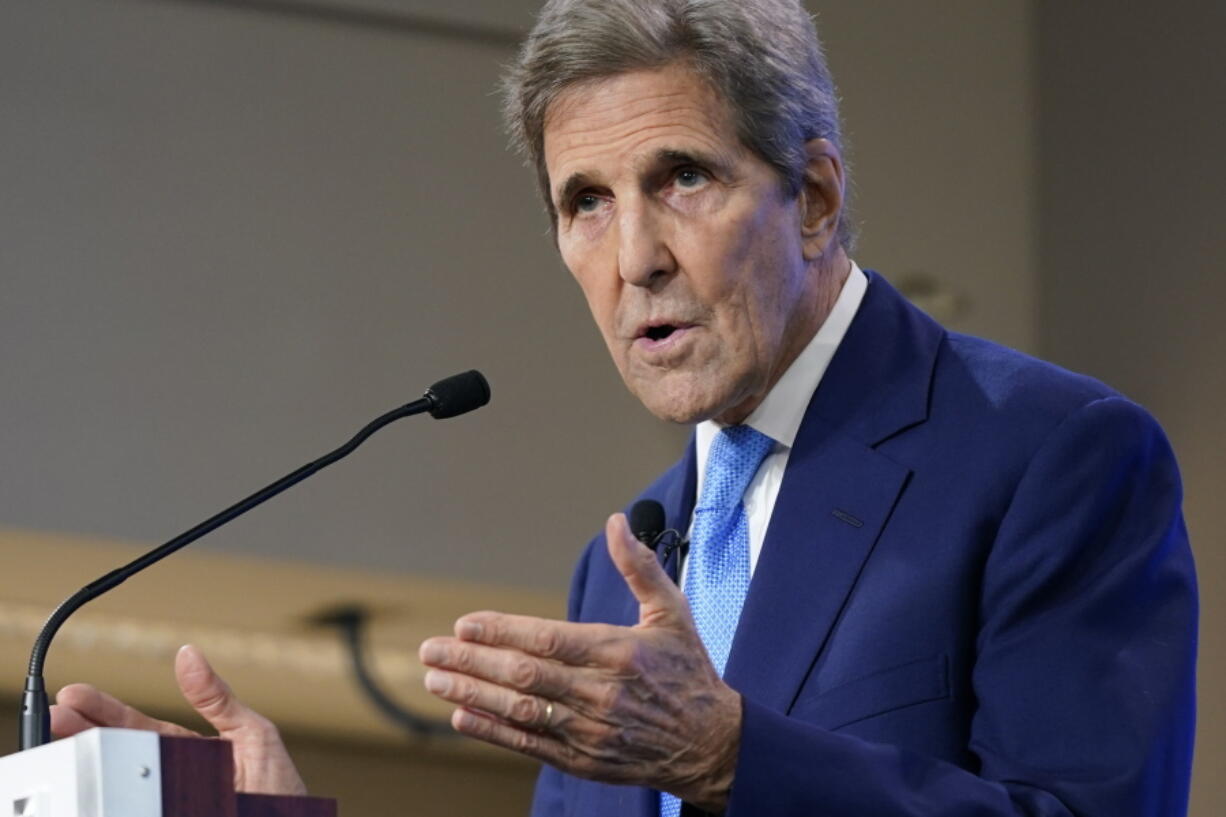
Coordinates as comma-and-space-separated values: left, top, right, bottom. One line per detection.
632, 319, 699, 355
635, 320, 696, 343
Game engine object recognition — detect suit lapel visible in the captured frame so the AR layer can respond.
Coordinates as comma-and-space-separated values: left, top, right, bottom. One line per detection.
721, 417, 910, 710
663, 438, 698, 538
661, 439, 697, 584
723, 272, 944, 712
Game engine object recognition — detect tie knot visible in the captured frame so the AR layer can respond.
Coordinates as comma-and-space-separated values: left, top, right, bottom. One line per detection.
697, 425, 775, 514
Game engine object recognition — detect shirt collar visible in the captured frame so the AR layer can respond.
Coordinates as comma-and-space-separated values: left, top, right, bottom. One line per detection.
695, 262, 868, 461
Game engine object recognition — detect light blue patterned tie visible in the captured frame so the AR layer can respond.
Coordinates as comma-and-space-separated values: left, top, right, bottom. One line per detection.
660, 425, 775, 817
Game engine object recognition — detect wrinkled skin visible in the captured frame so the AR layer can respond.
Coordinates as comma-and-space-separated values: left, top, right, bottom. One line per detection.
419, 514, 743, 811
547, 63, 846, 426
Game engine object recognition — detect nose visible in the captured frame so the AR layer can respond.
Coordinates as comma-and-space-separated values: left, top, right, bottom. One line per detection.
617, 201, 676, 289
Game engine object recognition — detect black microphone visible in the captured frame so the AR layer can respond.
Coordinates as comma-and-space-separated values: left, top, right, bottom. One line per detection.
18, 369, 491, 751
629, 499, 666, 546
628, 499, 687, 579
425, 369, 490, 419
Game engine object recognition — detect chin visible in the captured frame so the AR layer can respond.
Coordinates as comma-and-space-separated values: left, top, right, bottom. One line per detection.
645, 401, 709, 425
629, 373, 739, 426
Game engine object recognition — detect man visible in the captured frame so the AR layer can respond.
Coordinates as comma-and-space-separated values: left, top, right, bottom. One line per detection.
54, 1, 1197, 815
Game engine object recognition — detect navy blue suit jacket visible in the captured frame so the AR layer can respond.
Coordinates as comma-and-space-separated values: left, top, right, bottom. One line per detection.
531, 271, 1197, 816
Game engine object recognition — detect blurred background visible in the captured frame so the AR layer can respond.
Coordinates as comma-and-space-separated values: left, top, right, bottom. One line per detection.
0, 0, 1221, 813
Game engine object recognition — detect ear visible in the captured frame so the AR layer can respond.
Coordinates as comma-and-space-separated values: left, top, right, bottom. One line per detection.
797, 138, 845, 261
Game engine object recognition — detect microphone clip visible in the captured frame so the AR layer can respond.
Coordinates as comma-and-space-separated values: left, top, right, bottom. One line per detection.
648, 529, 688, 565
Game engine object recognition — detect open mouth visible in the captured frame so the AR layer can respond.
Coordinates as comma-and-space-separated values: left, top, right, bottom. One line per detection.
637, 320, 694, 344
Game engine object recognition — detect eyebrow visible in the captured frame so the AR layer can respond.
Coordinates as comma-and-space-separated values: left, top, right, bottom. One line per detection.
655, 147, 732, 174
555, 172, 595, 212
553, 146, 735, 209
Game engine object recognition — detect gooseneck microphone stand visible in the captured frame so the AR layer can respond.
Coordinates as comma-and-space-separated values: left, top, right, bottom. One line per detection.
19, 370, 490, 751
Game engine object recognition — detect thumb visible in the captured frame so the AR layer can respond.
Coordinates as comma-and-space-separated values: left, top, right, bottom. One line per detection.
605, 512, 691, 628
174, 644, 260, 735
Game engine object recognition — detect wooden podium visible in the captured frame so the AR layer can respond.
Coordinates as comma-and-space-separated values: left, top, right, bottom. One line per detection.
0, 728, 337, 816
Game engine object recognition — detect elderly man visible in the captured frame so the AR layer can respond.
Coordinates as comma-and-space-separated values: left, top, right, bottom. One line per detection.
53, 1, 1197, 815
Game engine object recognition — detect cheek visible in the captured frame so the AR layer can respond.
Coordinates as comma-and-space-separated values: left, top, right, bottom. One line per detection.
738, 209, 806, 306
708, 227, 803, 359
679, 228, 765, 326
563, 249, 622, 348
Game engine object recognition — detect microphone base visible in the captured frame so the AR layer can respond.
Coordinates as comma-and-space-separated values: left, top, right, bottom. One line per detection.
19, 674, 50, 751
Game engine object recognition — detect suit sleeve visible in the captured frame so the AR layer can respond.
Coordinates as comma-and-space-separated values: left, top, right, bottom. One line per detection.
725, 396, 1197, 816
529, 536, 599, 817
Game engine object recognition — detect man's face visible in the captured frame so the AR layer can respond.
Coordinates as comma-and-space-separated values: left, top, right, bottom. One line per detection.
544, 63, 827, 425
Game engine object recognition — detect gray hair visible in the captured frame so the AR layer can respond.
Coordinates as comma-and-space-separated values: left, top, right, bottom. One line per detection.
502, 0, 855, 249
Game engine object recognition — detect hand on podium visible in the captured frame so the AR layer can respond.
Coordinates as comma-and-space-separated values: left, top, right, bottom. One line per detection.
51, 643, 307, 796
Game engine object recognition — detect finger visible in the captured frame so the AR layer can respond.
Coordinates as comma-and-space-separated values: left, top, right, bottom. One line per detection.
174, 645, 266, 736
450, 706, 623, 784
419, 637, 582, 698
447, 612, 622, 665
53, 684, 199, 737
604, 513, 689, 627
176, 646, 306, 796
424, 669, 561, 731
50, 703, 101, 737
450, 706, 567, 766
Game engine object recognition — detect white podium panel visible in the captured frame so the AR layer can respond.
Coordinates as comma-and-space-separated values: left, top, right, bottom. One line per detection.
0, 729, 161, 817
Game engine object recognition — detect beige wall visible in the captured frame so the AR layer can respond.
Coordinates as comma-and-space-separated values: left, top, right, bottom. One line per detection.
1036, 2, 1225, 813
0, 0, 1036, 590
0, 0, 677, 595
816, 0, 1039, 353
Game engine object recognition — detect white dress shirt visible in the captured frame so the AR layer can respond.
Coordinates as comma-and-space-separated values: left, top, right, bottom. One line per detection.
683, 263, 868, 583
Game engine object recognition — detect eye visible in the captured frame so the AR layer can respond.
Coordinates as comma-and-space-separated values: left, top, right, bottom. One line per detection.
674, 167, 709, 189
573, 193, 603, 214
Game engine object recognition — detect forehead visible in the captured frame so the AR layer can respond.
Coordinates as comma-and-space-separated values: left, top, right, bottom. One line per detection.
542, 64, 743, 199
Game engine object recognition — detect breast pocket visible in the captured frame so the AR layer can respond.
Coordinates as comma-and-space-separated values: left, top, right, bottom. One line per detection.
792, 654, 950, 731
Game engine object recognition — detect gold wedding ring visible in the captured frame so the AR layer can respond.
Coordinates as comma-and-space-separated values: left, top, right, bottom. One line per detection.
543, 700, 555, 730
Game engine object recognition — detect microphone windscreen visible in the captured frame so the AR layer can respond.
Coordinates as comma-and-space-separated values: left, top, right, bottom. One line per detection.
628, 499, 666, 546
426, 370, 491, 419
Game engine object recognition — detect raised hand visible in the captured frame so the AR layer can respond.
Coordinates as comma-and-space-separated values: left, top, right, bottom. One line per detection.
419, 513, 742, 813
52, 644, 306, 796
